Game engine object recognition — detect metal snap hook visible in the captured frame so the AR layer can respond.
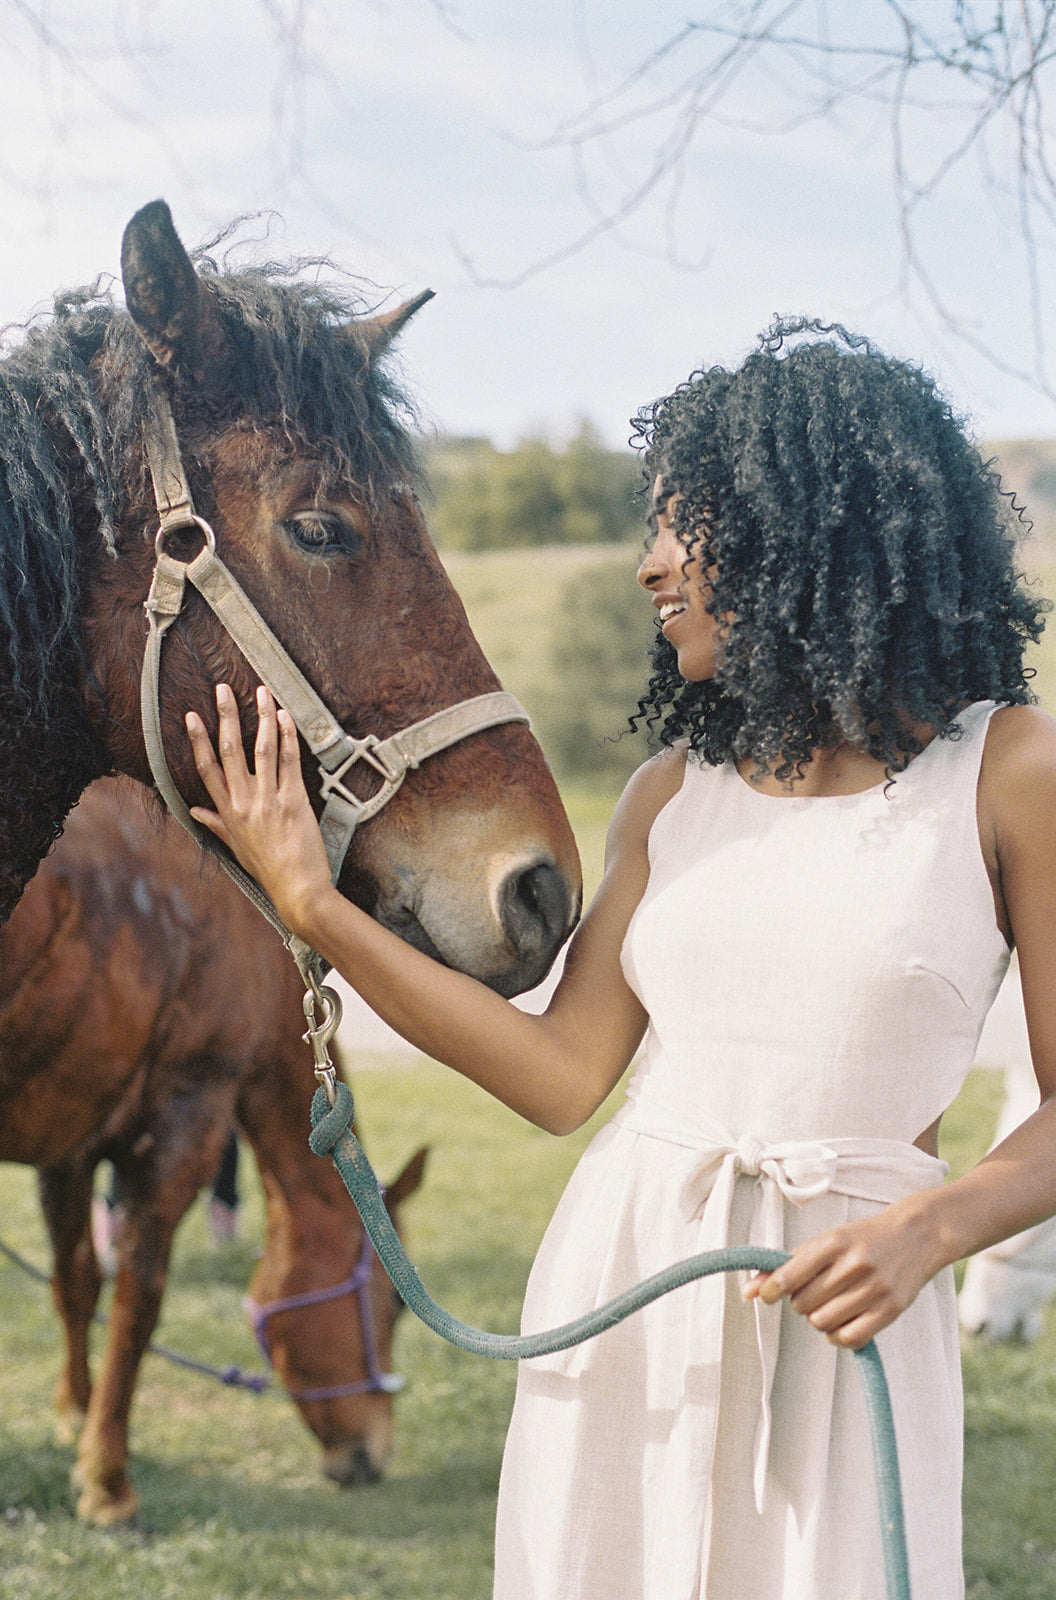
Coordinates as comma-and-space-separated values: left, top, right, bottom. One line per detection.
303, 977, 344, 1103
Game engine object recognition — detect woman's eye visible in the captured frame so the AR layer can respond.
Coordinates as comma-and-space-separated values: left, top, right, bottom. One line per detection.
283, 510, 360, 554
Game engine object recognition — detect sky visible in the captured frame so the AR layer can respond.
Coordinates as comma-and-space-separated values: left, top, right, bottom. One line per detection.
2, 0, 1055, 452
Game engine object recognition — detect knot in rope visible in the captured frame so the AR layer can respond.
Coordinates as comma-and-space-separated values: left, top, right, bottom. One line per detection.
308, 1081, 355, 1158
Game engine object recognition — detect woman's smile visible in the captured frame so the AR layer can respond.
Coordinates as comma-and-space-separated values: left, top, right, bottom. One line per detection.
637, 479, 721, 681
658, 598, 688, 633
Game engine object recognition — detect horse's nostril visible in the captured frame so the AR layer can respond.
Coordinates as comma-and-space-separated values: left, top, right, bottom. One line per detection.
499, 861, 572, 956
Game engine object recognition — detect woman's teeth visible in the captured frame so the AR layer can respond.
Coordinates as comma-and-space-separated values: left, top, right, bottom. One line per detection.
659, 602, 686, 622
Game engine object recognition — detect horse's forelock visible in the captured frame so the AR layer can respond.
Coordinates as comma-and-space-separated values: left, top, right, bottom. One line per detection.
198, 268, 424, 505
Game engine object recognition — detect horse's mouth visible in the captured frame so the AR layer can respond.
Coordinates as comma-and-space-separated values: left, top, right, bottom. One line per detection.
373, 899, 559, 998
376, 904, 445, 966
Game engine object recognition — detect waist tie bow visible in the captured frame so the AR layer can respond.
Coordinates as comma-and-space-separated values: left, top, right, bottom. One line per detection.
612, 1118, 947, 1513
669, 1130, 842, 1508
689, 1134, 842, 1208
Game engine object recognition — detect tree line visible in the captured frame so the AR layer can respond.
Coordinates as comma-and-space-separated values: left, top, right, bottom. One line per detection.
421, 422, 645, 550
421, 424, 657, 787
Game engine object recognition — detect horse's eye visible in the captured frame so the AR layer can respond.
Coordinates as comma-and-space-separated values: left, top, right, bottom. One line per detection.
283, 510, 360, 555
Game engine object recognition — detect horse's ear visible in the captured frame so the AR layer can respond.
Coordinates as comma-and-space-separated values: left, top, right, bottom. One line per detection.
355, 290, 435, 362
121, 200, 229, 382
384, 1144, 428, 1209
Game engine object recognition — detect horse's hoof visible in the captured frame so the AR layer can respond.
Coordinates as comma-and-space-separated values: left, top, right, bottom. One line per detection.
75, 1481, 141, 1528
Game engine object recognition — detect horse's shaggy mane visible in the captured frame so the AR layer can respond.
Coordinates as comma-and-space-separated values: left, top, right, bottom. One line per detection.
99, 255, 425, 522
0, 243, 424, 917
631, 315, 1050, 779
0, 251, 422, 718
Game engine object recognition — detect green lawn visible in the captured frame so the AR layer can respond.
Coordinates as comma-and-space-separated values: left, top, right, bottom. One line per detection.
0, 1057, 618, 1600
0, 1055, 1054, 1597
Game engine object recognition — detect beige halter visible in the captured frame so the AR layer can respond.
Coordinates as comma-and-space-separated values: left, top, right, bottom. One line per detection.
139, 377, 530, 992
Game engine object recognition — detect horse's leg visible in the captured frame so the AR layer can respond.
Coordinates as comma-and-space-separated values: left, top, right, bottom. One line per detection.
37, 1159, 101, 1444
73, 1100, 232, 1527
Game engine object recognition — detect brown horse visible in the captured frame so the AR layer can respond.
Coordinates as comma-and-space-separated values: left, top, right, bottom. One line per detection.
0, 198, 580, 989
2, 777, 425, 1526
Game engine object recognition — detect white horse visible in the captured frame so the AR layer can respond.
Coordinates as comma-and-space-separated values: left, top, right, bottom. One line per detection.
958, 958, 1056, 1342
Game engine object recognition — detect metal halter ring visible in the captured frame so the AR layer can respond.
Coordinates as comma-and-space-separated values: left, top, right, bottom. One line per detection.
153, 513, 217, 562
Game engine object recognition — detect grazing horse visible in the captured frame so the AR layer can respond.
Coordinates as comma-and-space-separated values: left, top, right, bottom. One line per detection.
2, 776, 426, 1526
0, 198, 581, 992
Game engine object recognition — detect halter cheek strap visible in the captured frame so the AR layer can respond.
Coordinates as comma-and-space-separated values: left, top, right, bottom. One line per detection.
244, 1229, 404, 1401
139, 381, 529, 984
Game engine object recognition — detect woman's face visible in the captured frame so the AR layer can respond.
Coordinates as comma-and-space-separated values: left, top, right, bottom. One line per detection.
637, 477, 722, 681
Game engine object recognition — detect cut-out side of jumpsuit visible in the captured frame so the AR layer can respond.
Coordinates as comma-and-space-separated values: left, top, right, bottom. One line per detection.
493, 701, 1010, 1600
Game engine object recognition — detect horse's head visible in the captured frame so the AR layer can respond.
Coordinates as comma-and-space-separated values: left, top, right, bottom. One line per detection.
82, 201, 580, 994
247, 1143, 428, 1486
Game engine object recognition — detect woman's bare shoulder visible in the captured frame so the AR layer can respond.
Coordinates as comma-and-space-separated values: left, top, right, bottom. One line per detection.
980, 704, 1056, 844
606, 744, 690, 862
983, 704, 1056, 784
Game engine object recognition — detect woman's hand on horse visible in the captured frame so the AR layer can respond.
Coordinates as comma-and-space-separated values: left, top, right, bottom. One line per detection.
186, 684, 333, 932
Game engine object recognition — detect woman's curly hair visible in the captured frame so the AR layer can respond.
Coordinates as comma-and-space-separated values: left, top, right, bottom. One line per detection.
630, 316, 1049, 779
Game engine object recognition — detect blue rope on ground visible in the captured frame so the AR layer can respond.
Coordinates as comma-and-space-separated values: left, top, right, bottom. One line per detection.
310, 1082, 912, 1600
0, 1234, 272, 1393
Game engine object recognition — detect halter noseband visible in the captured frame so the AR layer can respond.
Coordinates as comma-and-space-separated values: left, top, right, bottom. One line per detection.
139, 377, 530, 981
244, 1229, 404, 1401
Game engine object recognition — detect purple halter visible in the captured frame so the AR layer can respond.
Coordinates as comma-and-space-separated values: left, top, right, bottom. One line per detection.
244, 1229, 404, 1402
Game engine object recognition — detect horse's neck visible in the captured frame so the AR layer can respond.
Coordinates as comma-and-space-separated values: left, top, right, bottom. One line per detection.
0, 678, 108, 923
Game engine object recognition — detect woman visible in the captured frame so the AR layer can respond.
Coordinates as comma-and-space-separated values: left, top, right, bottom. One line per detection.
185, 318, 1056, 1598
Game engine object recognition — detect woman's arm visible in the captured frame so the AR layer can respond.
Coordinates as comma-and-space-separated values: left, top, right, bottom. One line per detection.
186, 685, 680, 1134
747, 705, 1056, 1348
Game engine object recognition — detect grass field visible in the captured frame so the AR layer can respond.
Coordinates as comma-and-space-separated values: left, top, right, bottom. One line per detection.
1, 1059, 1055, 1597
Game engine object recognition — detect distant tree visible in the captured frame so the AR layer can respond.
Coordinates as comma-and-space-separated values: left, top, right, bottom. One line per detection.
557, 420, 644, 544
422, 427, 644, 549
501, 438, 568, 546
533, 557, 655, 785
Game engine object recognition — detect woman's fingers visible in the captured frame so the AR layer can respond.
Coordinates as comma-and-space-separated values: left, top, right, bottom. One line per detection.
745, 1233, 840, 1305
743, 1219, 918, 1349
253, 684, 279, 783
186, 706, 229, 806
184, 683, 332, 931
185, 684, 273, 841
212, 683, 253, 795
186, 684, 282, 802
275, 704, 303, 791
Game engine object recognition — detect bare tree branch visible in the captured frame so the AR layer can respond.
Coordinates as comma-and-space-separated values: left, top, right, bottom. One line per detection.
479, 1, 1056, 397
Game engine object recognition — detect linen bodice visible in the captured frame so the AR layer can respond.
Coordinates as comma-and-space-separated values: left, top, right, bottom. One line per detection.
620, 701, 1011, 1148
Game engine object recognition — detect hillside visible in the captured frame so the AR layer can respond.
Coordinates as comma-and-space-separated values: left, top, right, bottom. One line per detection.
987, 438, 1056, 559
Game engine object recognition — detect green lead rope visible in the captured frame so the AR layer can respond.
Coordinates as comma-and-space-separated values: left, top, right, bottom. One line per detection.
310, 1083, 911, 1600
